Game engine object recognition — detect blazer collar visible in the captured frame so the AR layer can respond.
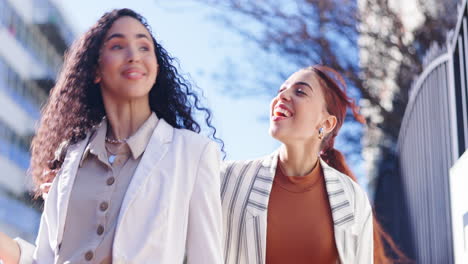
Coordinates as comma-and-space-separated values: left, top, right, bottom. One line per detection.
320, 158, 356, 228
55, 133, 91, 244
248, 150, 355, 228
244, 151, 278, 217
117, 118, 173, 217
55, 119, 174, 243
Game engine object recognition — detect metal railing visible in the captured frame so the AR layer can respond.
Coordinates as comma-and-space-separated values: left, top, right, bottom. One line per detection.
397, 0, 468, 263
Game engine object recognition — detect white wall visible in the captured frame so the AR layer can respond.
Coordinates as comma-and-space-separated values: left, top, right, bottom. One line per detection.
450, 150, 468, 264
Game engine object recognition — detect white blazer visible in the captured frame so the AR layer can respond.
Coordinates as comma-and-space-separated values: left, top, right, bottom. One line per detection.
220, 151, 373, 264
17, 119, 224, 264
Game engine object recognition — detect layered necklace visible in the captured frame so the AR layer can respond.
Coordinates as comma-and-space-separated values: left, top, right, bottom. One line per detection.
105, 136, 130, 165
105, 135, 130, 145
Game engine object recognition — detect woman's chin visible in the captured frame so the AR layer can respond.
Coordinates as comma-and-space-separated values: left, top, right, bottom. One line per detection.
269, 127, 285, 142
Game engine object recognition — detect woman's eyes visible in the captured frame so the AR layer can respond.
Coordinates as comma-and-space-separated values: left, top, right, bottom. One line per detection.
277, 87, 308, 95
110, 44, 123, 50
109, 44, 150, 51
296, 88, 307, 95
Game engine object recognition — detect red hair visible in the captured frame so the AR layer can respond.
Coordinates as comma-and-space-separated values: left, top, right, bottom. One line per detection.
305, 65, 410, 263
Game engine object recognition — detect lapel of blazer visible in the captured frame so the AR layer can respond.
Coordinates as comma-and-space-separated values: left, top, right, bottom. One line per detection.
116, 118, 173, 224
320, 159, 356, 263
243, 152, 356, 264
243, 151, 277, 264
247, 150, 354, 224
56, 134, 90, 244
246, 151, 355, 225
320, 159, 355, 228
245, 150, 278, 217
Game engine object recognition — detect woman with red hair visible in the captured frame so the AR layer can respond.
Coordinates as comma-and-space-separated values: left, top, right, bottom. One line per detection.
221, 65, 403, 263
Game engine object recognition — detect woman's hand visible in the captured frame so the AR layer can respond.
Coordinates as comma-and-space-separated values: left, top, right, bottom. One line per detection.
0, 232, 20, 264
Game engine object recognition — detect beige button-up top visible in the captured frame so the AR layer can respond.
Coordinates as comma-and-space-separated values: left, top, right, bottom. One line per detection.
57, 113, 158, 264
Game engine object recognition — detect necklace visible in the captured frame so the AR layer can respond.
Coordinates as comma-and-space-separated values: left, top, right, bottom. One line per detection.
105, 136, 130, 144
105, 145, 127, 165
108, 153, 117, 165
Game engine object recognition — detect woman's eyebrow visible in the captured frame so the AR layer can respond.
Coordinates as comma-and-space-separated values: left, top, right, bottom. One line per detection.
294, 81, 313, 91
105, 33, 124, 42
105, 33, 150, 42
135, 33, 150, 40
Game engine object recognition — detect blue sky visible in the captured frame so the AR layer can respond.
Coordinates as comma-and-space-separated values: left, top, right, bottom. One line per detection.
54, 0, 280, 160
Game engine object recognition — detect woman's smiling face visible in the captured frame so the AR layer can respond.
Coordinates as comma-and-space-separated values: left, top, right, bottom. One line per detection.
96, 16, 158, 102
269, 69, 333, 144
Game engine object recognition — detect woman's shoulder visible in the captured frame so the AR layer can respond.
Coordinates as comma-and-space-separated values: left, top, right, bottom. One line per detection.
155, 118, 211, 149
321, 160, 371, 209
221, 152, 277, 180
221, 158, 257, 170
221, 159, 253, 178
169, 128, 224, 166
172, 127, 212, 148
221, 155, 267, 172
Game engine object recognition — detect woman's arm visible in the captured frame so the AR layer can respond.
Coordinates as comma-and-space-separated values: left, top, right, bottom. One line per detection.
185, 141, 223, 264
31, 176, 62, 264
0, 232, 20, 264
6, 189, 56, 264
0, 181, 55, 264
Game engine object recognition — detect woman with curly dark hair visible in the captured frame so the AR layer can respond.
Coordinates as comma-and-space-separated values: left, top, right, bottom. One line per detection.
0, 8, 223, 264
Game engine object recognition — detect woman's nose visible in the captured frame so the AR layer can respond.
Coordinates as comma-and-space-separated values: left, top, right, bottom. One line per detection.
127, 46, 140, 63
278, 88, 291, 101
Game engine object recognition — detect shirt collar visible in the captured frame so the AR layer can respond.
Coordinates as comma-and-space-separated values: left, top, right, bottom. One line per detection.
80, 119, 108, 167
79, 112, 159, 166
126, 112, 159, 160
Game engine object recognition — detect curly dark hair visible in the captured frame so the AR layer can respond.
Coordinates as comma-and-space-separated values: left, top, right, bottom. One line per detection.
30, 8, 222, 195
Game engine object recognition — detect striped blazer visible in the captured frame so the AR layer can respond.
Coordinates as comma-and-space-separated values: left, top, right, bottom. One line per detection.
221, 150, 373, 264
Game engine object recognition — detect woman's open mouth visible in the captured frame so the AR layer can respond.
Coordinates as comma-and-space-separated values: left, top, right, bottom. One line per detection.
272, 105, 293, 121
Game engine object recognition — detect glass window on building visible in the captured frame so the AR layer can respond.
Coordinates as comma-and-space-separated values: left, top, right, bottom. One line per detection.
0, 57, 43, 115
0, 58, 6, 84
7, 9, 18, 36
0, 0, 6, 26
1, 0, 13, 29
6, 66, 14, 90
0, 120, 30, 170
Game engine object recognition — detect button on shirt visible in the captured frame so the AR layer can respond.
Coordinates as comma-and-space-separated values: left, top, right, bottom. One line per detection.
57, 113, 158, 264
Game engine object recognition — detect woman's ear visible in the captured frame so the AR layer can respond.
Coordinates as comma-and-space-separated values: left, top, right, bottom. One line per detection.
94, 68, 101, 84
322, 115, 337, 135
94, 72, 101, 84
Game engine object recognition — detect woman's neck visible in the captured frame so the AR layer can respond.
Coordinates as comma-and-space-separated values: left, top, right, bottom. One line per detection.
279, 142, 320, 177
103, 97, 152, 141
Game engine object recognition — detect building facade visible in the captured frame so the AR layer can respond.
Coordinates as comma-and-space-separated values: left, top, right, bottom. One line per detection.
0, 0, 74, 242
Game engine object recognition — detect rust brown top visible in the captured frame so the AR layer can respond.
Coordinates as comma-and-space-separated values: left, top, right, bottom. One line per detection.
266, 160, 339, 264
